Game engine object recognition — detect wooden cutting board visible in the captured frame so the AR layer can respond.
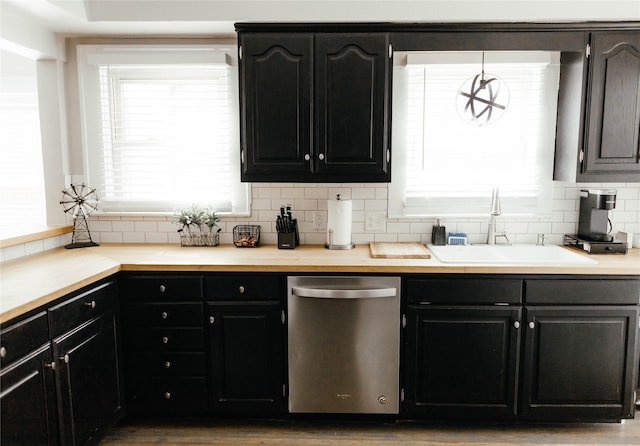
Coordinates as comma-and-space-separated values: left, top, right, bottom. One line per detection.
369, 242, 431, 259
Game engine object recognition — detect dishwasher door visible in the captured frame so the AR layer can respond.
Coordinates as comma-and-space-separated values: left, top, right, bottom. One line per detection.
287, 276, 400, 414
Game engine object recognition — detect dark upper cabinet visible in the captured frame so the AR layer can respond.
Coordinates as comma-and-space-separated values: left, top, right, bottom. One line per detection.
239, 31, 392, 182
582, 32, 640, 180
555, 30, 640, 182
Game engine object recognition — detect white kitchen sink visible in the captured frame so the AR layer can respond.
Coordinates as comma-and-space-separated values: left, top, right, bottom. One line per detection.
428, 244, 597, 265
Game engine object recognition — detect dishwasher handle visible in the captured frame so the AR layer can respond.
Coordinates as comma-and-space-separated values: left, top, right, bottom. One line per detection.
291, 286, 397, 299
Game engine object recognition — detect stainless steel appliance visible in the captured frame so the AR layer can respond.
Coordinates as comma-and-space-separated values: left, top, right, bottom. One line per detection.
287, 276, 400, 414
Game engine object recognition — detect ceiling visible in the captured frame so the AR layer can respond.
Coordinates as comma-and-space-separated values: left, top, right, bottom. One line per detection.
4, 0, 640, 37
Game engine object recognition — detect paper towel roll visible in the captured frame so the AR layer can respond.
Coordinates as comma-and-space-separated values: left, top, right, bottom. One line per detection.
327, 198, 352, 247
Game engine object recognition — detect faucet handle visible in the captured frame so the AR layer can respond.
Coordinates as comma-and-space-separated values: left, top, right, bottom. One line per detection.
490, 188, 501, 216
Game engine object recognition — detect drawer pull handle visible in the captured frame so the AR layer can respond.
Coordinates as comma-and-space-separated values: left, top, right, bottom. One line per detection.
162, 336, 169, 344
161, 311, 168, 320
164, 392, 171, 400
84, 300, 96, 309
159, 285, 166, 293
164, 361, 171, 369
238, 285, 245, 294
0, 347, 6, 358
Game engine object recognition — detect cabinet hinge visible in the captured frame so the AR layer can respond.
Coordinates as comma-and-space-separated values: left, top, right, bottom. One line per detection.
239, 45, 243, 60
388, 44, 393, 59
386, 149, 391, 164
401, 388, 405, 402
281, 310, 286, 325
241, 149, 245, 165
579, 150, 585, 164
283, 384, 286, 398
401, 314, 406, 328
586, 44, 590, 59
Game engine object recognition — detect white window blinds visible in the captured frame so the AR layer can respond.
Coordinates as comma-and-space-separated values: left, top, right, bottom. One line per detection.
77, 45, 249, 214
389, 51, 560, 218
0, 52, 46, 230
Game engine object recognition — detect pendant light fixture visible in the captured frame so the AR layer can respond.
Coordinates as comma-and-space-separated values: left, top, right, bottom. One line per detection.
456, 52, 509, 126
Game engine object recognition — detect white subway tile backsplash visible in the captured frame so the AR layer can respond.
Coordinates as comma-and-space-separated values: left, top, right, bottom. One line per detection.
3, 182, 639, 262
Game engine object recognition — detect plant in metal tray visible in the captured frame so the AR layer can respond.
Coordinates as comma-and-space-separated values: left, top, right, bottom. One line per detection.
173, 204, 220, 246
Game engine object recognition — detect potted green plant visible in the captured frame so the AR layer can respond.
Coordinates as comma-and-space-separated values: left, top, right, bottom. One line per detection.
173, 204, 220, 246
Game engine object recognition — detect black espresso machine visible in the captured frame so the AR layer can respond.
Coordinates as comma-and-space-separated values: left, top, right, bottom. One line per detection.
564, 189, 627, 254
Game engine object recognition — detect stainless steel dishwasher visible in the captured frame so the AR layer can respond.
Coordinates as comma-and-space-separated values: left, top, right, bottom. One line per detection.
287, 276, 400, 414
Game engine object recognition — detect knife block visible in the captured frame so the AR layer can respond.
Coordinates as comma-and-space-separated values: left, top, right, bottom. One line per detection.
278, 220, 299, 249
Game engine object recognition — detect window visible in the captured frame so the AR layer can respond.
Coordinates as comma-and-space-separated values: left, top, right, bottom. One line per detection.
0, 50, 46, 230
389, 51, 560, 218
77, 45, 249, 215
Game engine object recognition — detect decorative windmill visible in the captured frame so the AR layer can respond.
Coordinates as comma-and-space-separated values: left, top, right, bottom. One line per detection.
60, 183, 99, 249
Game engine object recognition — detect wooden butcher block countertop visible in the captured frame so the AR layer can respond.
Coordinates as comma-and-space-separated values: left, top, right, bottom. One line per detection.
1, 243, 639, 324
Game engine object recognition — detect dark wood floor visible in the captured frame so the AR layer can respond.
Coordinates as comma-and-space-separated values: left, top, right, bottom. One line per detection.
100, 416, 640, 446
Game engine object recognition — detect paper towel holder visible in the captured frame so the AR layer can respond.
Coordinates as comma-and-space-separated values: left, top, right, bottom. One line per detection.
325, 194, 355, 250
325, 228, 355, 250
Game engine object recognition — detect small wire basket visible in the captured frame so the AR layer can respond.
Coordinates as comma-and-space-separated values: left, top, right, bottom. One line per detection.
233, 225, 260, 247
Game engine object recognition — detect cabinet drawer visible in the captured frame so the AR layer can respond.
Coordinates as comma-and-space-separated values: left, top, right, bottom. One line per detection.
128, 327, 204, 351
206, 274, 282, 301
0, 312, 49, 368
130, 377, 208, 415
125, 303, 203, 327
121, 275, 203, 301
48, 281, 117, 338
406, 278, 522, 304
133, 352, 205, 376
525, 278, 640, 304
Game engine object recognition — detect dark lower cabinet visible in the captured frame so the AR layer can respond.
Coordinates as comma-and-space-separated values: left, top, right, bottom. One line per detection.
53, 310, 122, 446
404, 305, 521, 420
0, 344, 58, 446
207, 301, 286, 414
521, 306, 639, 421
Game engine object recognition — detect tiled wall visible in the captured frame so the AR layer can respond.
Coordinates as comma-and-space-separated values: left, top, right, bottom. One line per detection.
2, 181, 638, 262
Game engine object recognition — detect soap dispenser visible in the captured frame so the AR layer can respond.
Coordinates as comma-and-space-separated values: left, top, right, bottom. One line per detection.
431, 219, 447, 245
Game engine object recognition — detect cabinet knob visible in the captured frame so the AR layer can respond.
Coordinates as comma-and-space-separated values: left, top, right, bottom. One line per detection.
164, 361, 171, 369
514, 321, 520, 329
238, 285, 245, 294
45, 361, 56, 370
84, 300, 96, 309
60, 354, 70, 364
164, 392, 171, 400
304, 154, 310, 161
162, 336, 169, 344
318, 153, 325, 161
159, 284, 166, 293
209, 316, 215, 324
0, 346, 6, 358
529, 321, 535, 329
161, 311, 168, 320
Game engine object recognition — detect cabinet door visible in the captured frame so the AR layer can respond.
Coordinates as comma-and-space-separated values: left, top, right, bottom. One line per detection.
239, 33, 313, 181
521, 306, 639, 421
54, 312, 123, 446
207, 301, 285, 414
582, 32, 640, 181
404, 306, 521, 420
0, 345, 58, 446
315, 33, 391, 181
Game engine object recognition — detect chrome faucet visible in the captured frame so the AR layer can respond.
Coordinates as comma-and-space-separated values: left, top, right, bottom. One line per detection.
487, 188, 509, 244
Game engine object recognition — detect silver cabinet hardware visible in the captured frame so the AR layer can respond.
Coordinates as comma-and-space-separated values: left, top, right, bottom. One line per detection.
161, 311, 168, 319
84, 300, 96, 309
388, 44, 393, 59
402, 314, 406, 328
318, 153, 325, 161
529, 321, 535, 329
239, 45, 243, 60
238, 285, 245, 294
45, 361, 56, 370
162, 336, 169, 344
62, 354, 70, 364
164, 361, 171, 369
164, 392, 171, 399
281, 310, 286, 325
514, 321, 520, 329
0, 347, 6, 358
209, 316, 215, 324
304, 154, 310, 161
159, 284, 166, 293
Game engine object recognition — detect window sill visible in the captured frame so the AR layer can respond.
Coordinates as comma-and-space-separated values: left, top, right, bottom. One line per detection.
0, 226, 73, 249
